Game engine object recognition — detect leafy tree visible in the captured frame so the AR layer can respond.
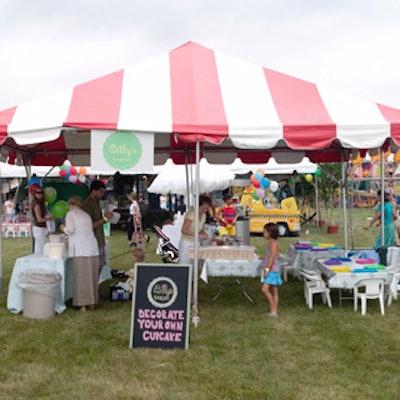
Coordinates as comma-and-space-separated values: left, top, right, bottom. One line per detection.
297, 163, 342, 217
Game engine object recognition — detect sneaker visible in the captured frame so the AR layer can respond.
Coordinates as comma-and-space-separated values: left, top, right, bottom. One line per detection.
265, 312, 278, 317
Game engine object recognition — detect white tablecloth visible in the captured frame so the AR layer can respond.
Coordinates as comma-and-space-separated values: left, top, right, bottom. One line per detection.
200, 258, 263, 283
192, 245, 256, 261
288, 245, 346, 278
387, 246, 400, 266
7, 241, 111, 314
316, 259, 394, 290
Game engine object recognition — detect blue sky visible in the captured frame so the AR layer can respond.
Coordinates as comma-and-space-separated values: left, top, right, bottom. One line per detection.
1, 0, 400, 109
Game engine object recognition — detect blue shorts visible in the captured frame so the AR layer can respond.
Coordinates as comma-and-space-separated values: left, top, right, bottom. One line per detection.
262, 271, 282, 286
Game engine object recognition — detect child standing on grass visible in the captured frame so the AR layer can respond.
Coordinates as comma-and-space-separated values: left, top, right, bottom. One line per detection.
261, 223, 283, 317
125, 248, 145, 292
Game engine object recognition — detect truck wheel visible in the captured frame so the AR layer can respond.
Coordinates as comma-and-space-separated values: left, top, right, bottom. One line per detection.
277, 223, 288, 237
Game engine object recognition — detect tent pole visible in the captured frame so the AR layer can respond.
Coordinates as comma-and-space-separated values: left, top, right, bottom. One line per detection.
315, 175, 319, 228
192, 141, 200, 327
184, 144, 190, 209
341, 158, 348, 251
349, 177, 355, 250
380, 148, 385, 245
0, 178, 3, 294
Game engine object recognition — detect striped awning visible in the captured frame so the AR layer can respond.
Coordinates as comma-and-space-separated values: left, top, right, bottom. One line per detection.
1, 41, 400, 166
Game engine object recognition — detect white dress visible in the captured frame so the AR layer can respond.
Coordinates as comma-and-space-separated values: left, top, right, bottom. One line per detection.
64, 208, 99, 257
64, 207, 99, 307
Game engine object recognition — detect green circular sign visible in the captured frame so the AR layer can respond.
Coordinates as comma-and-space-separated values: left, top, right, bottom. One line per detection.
103, 131, 142, 169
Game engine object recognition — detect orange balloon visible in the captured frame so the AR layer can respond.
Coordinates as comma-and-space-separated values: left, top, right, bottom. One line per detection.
79, 167, 87, 176
394, 151, 400, 164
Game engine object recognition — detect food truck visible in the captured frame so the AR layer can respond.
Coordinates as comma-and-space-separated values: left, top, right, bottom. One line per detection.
238, 188, 301, 237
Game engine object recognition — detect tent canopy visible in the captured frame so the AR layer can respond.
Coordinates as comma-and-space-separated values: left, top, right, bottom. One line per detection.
148, 158, 235, 195
1, 41, 400, 167
227, 156, 317, 175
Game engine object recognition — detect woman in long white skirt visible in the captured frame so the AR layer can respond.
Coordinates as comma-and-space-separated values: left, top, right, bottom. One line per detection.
63, 196, 100, 312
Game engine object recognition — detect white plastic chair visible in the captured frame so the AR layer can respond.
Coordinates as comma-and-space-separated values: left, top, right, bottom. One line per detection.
4, 223, 16, 238
17, 224, 30, 238
300, 269, 332, 309
354, 278, 385, 316
300, 267, 321, 299
279, 253, 295, 282
387, 273, 400, 306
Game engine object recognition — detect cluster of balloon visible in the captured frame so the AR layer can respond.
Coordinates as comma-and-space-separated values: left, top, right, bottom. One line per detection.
40, 186, 68, 219
28, 175, 43, 195
247, 169, 279, 201
58, 160, 87, 184
27, 177, 68, 219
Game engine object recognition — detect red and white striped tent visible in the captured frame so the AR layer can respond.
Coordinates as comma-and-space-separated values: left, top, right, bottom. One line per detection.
1, 41, 400, 167
1, 41, 400, 319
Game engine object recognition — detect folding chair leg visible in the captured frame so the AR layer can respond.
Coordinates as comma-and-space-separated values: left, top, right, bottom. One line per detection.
308, 293, 313, 309
361, 298, 367, 316
379, 296, 385, 315
326, 292, 332, 308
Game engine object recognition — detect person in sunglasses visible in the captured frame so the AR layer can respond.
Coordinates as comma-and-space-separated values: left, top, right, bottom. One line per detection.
30, 187, 53, 254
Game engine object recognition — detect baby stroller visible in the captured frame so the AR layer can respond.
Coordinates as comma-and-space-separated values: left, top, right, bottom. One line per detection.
151, 225, 179, 263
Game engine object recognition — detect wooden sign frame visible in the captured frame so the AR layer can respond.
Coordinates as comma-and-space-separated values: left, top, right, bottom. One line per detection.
130, 263, 192, 349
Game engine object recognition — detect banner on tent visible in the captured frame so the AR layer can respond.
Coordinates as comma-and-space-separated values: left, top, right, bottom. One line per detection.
91, 130, 154, 172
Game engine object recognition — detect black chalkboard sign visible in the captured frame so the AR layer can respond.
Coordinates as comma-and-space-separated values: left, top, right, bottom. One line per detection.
130, 263, 192, 349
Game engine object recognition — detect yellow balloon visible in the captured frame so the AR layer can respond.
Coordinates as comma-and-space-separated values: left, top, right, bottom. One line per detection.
305, 174, 313, 182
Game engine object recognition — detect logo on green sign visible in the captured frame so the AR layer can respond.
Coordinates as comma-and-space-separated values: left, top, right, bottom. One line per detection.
103, 131, 142, 169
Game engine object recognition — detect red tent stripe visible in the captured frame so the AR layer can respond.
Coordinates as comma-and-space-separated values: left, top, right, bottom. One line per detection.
264, 68, 336, 148
0, 106, 17, 141
65, 70, 124, 130
169, 42, 228, 143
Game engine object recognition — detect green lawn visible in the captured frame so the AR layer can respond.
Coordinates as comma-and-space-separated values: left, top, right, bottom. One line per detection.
1, 209, 399, 400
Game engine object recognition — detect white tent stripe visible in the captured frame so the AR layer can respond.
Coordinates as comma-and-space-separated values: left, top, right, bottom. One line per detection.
118, 54, 172, 133
215, 52, 283, 148
8, 88, 73, 144
317, 84, 390, 148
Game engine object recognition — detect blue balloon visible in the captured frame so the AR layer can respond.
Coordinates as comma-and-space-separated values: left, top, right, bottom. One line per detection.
261, 177, 270, 188
28, 176, 42, 187
255, 171, 263, 181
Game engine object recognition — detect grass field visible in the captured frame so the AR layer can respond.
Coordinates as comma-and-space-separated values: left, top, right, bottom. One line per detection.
1, 208, 399, 400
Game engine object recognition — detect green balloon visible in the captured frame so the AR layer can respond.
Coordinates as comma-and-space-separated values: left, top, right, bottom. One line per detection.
315, 168, 322, 177
52, 200, 69, 219
252, 191, 259, 201
44, 186, 57, 205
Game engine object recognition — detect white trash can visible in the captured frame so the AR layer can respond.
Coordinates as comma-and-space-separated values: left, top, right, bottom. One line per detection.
17, 270, 62, 319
